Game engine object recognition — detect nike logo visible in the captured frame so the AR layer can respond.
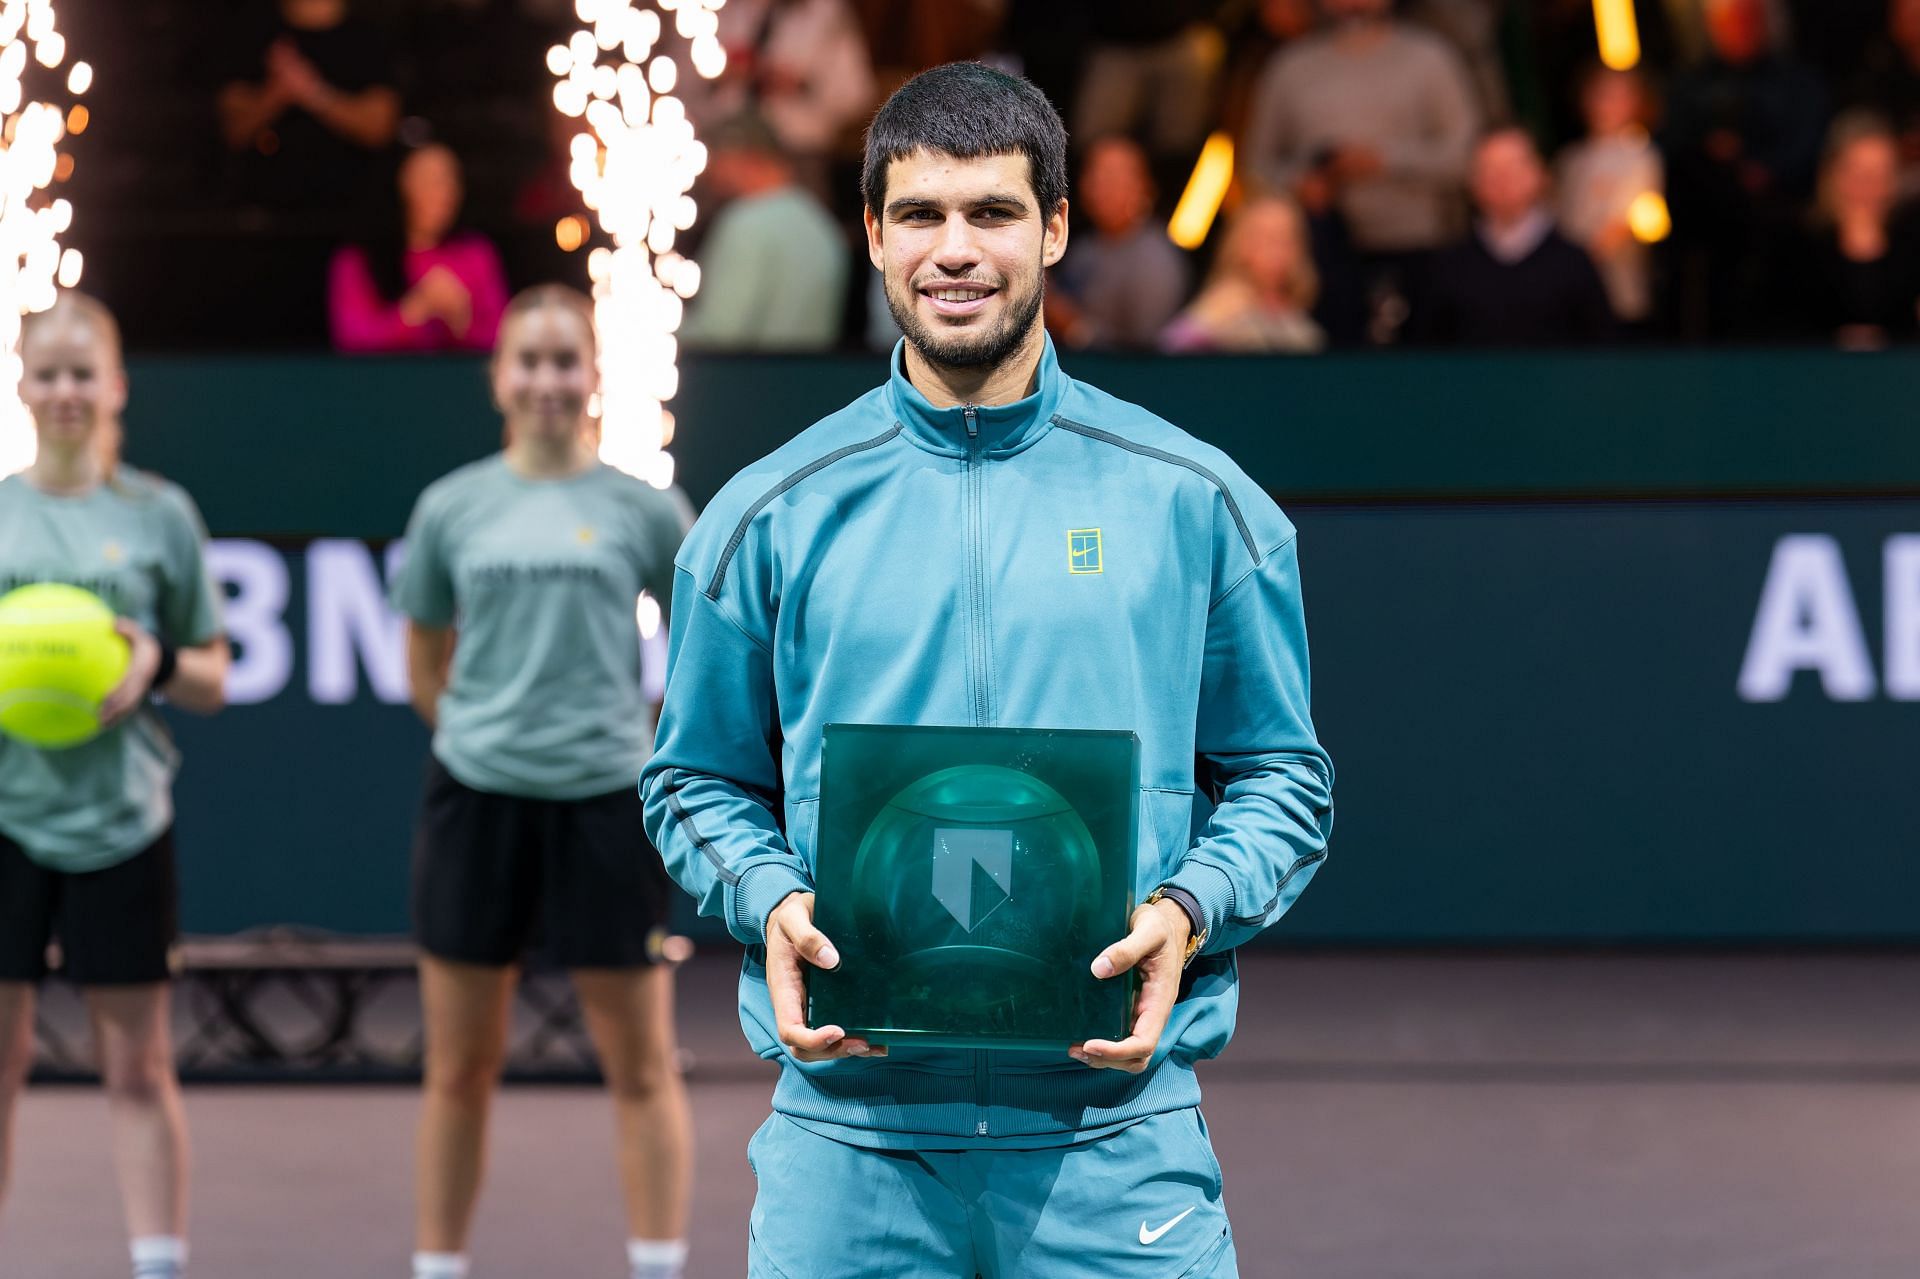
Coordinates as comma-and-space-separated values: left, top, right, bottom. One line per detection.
1138, 1206, 1197, 1246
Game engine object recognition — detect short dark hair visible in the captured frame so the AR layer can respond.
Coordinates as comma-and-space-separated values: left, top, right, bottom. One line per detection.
861, 62, 1069, 219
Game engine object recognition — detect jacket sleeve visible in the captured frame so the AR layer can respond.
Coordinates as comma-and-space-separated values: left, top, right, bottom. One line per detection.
1159, 533, 1334, 953
640, 563, 811, 944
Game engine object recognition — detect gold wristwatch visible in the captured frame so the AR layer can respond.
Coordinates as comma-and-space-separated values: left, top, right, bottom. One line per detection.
1146, 887, 1207, 969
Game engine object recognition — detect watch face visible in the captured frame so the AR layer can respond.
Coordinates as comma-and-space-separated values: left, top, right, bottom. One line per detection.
811, 724, 1140, 1051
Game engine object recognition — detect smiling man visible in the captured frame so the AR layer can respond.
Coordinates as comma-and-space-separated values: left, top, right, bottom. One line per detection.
642, 63, 1333, 1279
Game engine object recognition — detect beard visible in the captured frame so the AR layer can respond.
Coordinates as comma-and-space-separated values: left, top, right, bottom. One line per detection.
885, 264, 1045, 372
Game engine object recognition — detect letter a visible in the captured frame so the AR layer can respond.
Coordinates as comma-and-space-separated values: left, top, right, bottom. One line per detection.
1737, 535, 1875, 702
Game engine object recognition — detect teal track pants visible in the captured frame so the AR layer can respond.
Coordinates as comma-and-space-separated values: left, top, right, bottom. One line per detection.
745, 1107, 1238, 1278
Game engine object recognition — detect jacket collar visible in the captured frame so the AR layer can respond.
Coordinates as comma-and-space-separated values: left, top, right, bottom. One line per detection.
885, 334, 1068, 458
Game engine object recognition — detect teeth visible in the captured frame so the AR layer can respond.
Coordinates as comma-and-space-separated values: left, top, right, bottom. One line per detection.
932, 289, 987, 302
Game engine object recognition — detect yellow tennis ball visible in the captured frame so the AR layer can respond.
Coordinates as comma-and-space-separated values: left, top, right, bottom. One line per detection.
0, 583, 132, 749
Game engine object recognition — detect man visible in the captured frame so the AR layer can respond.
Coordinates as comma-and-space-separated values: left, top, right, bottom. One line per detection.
216, 0, 401, 211
1415, 128, 1615, 346
1047, 135, 1190, 349
678, 112, 849, 351
642, 63, 1333, 1278
1243, 0, 1479, 260
1663, 0, 1826, 337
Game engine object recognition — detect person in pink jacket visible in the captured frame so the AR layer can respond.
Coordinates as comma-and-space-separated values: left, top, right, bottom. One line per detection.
329, 143, 509, 353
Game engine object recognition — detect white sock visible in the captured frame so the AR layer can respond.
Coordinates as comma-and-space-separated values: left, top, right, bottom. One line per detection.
627, 1238, 688, 1279
412, 1251, 470, 1279
130, 1235, 188, 1279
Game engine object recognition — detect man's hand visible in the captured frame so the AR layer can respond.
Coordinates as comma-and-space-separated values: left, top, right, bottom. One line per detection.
1327, 144, 1385, 183
266, 38, 329, 111
97, 618, 159, 729
766, 891, 885, 1062
1070, 896, 1192, 1074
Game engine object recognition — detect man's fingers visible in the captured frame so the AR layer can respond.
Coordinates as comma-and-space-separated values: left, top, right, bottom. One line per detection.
780, 1021, 846, 1060
1090, 913, 1162, 980
1126, 968, 1177, 1058
795, 924, 842, 971
1070, 1036, 1152, 1074
768, 945, 849, 1059
775, 1018, 887, 1062
766, 935, 812, 1032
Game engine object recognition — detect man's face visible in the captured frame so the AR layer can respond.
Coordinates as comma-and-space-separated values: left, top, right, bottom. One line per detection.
1081, 139, 1154, 238
1705, 0, 1768, 64
1471, 132, 1546, 224
865, 149, 1068, 371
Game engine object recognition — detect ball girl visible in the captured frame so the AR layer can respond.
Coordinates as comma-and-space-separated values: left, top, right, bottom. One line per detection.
0, 293, 229, 1279
392, 284, 694, 1279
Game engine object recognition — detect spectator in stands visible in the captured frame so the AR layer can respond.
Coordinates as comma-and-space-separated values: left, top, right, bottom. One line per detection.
1415, 128, 1615, 345
216, 0, 401, 212
695, 0, 877, 189
1072, 2, 1228, 195
1218, 0, 1318, 143
1663, 0, 1826, 338
1849, 0, 1920, 200
328, 144, 510, 354
1787, 111, 1920, 347
1160, 194, 1326, 352
679, 113, 849, 350
1047, 137, 1190, 350
1555, 64, 1664, 326
1243, 0, 1480, 261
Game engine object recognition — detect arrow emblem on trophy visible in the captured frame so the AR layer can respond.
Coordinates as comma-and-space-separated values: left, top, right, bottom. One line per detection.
930, 828, 1014, 933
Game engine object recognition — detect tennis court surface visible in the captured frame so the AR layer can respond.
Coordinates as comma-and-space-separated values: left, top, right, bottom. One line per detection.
13, 950, 1920, 1277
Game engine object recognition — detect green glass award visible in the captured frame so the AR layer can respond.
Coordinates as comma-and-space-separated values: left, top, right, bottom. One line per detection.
809, 723, 1140, 1051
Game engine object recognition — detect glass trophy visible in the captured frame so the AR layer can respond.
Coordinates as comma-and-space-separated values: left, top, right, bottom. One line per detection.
809, 723, 1140, 1051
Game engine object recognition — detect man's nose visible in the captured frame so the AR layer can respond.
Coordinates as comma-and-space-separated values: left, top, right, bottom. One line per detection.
930, 213, 982, 270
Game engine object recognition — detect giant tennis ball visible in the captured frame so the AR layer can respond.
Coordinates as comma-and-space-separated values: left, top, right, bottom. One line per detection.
0, 583, 131, 749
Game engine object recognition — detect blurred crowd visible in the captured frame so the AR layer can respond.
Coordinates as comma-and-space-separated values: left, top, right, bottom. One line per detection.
58, 0, 1920, 351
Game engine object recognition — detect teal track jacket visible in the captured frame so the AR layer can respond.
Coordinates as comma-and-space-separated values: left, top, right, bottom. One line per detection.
642, 337, 1333, 1145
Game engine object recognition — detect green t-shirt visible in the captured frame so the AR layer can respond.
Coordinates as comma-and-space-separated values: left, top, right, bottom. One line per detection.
0, 468, 224, 871
391, 455, 689, 800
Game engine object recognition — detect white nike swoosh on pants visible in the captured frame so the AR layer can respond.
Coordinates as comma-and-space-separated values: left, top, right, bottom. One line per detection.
1139, 1205, 1198, 1245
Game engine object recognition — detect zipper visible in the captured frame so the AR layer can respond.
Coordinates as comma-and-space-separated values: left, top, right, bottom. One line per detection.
962, 400, 992, 1134
960, 404, 989, 727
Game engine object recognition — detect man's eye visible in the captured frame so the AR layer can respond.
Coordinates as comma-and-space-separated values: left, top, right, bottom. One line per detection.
977, 208, 1013, 220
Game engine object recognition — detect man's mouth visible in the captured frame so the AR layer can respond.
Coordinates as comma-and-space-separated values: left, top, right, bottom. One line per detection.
919, 282, 998, 317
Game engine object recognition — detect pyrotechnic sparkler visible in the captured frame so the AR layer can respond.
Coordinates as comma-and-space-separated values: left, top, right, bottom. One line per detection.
0, 0, 85, 478
550, 0, 726, 498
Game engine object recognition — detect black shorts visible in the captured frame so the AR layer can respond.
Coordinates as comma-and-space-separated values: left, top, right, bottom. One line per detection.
411, 756, 675, 968
0, 828, 179, 985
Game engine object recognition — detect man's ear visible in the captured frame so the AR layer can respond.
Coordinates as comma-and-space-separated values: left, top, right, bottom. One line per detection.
1042, 198, 1070, 268
864, 205, 886, 272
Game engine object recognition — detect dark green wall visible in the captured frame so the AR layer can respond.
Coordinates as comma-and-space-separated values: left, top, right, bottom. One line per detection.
123, 349, 1920, 539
